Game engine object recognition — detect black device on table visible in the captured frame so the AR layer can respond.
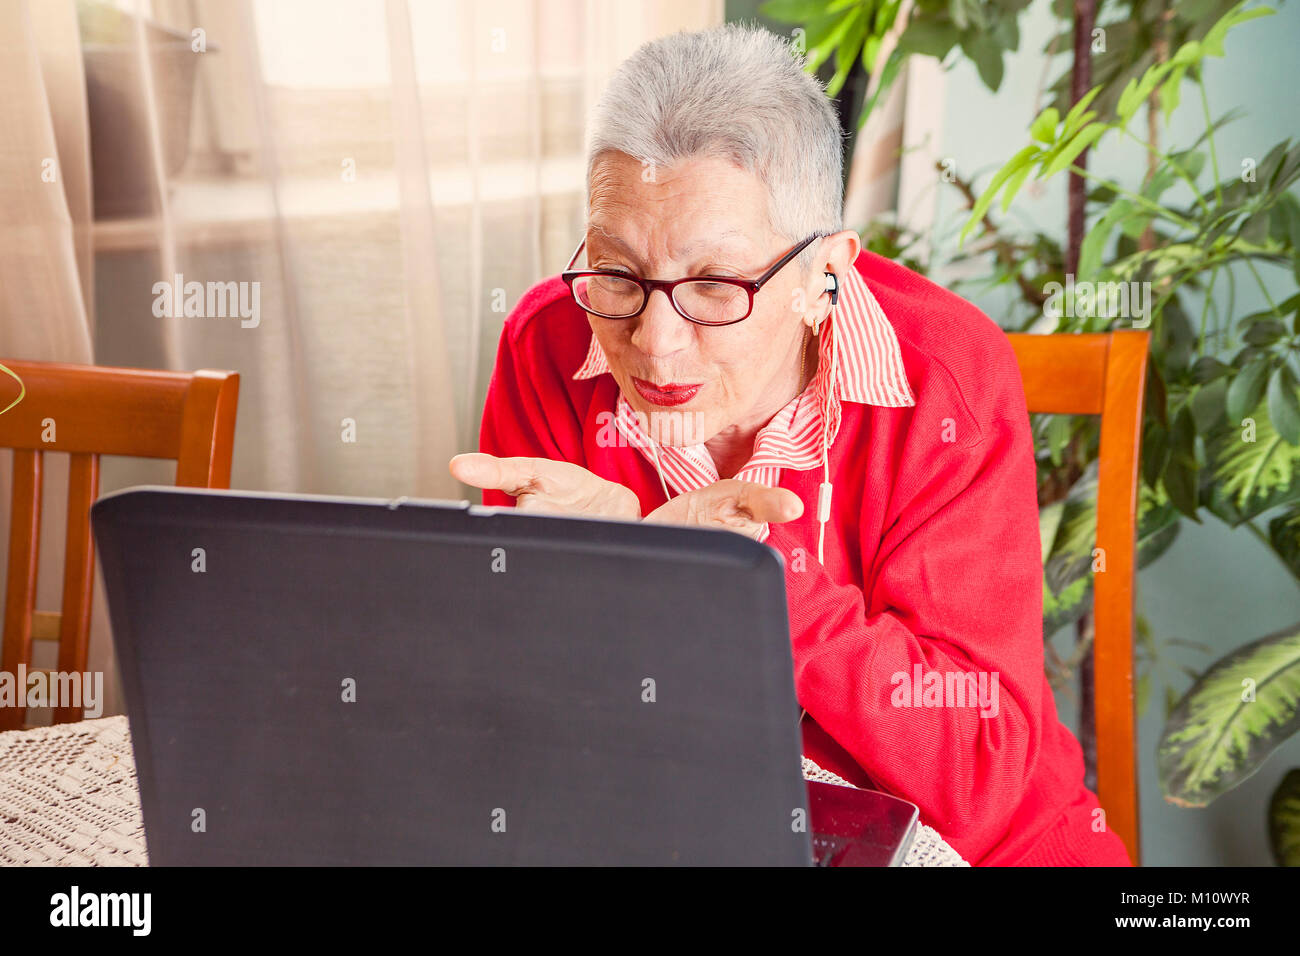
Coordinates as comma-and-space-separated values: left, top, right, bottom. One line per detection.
91, 486, 918, 866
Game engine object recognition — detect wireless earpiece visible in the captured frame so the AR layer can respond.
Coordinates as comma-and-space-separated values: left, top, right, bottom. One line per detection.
825, 272, 839, 306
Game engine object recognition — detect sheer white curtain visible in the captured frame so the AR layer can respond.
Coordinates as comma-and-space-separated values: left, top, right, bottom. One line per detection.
0, 0, 723, 719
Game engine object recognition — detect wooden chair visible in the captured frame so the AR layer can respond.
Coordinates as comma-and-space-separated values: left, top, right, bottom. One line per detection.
0, 360, 239, 730
1005, 330, 1150, 866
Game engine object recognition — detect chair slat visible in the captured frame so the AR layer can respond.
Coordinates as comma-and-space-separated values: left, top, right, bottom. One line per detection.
1, 450, 43, 731
32, 610, 61, 641
0, 362, 191, 457
1008, 333, 1109, 414
53, 453, 100, 724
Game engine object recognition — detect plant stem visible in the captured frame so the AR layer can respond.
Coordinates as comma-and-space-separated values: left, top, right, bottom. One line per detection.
1243, 257, 1283, 318
1142, 247, 1275, 325
1143, 1, 1173, 253
1067, 0, 1096, 275
942, 163, 1049, 307
1223, 264, 1237, 351
1199, 74, 1223, 207
1067, 164, 1198, 230
1119, 126, 1211, 216
1198, 266, 1219, 357
1078, 610, 1097, 793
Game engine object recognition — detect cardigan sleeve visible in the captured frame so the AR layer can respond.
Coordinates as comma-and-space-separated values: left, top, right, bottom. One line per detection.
476, 317, 584, 508
766, 413, 1046, 852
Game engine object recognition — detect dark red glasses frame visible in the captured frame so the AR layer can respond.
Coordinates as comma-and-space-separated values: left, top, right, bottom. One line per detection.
560, 233, 823, 326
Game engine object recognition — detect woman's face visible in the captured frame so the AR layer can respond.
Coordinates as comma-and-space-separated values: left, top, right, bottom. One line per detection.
584, 152, 827, 448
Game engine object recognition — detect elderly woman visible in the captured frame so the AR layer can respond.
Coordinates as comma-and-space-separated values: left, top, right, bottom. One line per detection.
450, 22, 1131, 867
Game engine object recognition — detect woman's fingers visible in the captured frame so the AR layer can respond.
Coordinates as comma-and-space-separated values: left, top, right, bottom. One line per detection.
449, 453, 544, 495
645, 480, 804, 538
731, 481, 804, 524
450, 453, 640, 519
451, 454, 803, 531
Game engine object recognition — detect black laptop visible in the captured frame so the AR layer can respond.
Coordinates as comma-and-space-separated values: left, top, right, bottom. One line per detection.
91, 486, 917, 866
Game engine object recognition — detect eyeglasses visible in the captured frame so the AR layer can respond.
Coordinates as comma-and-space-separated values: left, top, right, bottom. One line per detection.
560, 233, 822, 327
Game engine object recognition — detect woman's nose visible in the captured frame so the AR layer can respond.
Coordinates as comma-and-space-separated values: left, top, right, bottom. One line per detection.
630, 288, 693, 359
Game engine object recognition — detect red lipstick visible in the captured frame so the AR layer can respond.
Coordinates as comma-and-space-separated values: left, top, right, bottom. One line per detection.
632, 377, 702, 407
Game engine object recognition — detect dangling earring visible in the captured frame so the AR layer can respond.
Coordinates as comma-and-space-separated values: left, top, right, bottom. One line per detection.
798, 325, 811, 393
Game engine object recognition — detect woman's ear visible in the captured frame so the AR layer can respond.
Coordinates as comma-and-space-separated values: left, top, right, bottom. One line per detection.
820, 229, 861, 280
801, 230, 859, 330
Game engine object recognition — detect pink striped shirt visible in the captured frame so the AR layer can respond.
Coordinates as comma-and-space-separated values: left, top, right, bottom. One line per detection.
572, 266, 916, 536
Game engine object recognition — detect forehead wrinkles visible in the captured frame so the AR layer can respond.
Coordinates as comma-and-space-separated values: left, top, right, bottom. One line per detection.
591, 174, 750, 224
588, 209, 765, 264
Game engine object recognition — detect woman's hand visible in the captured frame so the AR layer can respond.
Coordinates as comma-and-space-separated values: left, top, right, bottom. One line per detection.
449, 452, 641, 520
643, 479, 803, 540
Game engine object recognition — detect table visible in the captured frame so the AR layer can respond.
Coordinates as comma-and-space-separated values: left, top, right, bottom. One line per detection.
0, 716, 968, 866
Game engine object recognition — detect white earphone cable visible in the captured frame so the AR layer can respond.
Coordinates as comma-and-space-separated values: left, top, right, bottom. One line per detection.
647, 432, 671, 503
816, 289, 838, 565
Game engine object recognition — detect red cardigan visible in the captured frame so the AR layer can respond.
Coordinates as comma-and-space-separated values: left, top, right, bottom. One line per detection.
477, 250, 1132, 867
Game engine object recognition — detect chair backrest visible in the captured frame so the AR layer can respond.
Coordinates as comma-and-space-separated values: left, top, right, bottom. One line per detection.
0, 360, 239, 729
1005, 330, 1149, 866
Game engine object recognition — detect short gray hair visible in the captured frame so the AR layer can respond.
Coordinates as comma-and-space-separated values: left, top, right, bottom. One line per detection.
584, 21, 844, 271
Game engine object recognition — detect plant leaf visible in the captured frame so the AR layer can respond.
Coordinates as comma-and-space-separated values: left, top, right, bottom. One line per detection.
1041, 465, 1181, 635
825, 7, 867, 97
759, 0, 837, 20
1061, 85, 1102, 137
960, 144, 1040, 243
1079, 201, 1133, 281
1268, 768, 1300, 866
1045, 413, 1073, 466
960, 30, 1005, 90
1191, 377, 1228, 433
1268, 506, 1300, 581
804, 5, 859, 72
1116, 77, 1142, 126
1042, 123, 1108, 179
1192, 355, 1232, 384
1160, 63, 1188, 120
1164, 456, 1200, 519
897, 18, 960, 59
1039, 499, 1064, 566
1158, 623, 1300, 806
1163, 405, 1201, 519
1267, 364, 1300, 446
1203, 1, 1276, 59
1226, 357, 1271, 423
856, 46, 905, 130
1204, 397, 1300, 524
1030, 106, 1060, 144
999, 161, 1036, 215
1043, 573, 1091, 638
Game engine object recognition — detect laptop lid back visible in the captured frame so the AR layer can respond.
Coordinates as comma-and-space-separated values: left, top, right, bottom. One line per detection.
91, 486, 811, 865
